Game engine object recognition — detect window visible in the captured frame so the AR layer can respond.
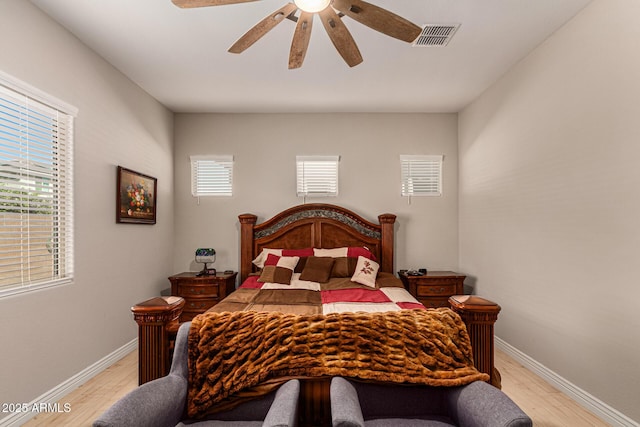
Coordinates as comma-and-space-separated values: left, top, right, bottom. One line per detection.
400, 155, 443, 198
190, 155, 234, 197
296, 156, 339, 198
0, 71, 76, 297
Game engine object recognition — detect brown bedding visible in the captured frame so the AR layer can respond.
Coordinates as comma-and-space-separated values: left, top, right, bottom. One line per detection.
187, 308, 488, 419
209, 272, 420, 316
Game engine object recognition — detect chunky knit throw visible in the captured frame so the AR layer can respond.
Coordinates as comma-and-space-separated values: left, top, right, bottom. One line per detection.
187, 309, 488, 419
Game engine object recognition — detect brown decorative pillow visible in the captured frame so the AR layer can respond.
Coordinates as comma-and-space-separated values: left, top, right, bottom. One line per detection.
330, 257, 358, 278
258, 254, 299, 285
294, 257, 308, 273
299, 256, 335, 283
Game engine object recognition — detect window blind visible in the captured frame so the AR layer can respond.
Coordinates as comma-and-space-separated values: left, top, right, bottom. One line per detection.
0, 75, 75, 297
190, 155, 234, 197
400, 155, 443, 197
296, 155, 339, 197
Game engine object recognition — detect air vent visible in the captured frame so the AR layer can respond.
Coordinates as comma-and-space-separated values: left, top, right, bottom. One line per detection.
412, 24, 460, 47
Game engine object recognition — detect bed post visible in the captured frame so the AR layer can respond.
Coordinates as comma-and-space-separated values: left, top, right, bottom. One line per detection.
449, 295, 502, 388
378, 213, 396, 273
239, 213, 257, 283
131, 296, 184, 385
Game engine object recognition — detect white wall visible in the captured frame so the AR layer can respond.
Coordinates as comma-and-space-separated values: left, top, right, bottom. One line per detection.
173, 113, 459, 277
459, 0, 640, 422
0, 0, 174, 410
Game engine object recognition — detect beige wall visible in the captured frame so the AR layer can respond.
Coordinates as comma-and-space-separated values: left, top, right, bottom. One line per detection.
459, 0, 640, 422
173, 113, 460, 276
0, 0, 174, 408
8, 0, 639, 423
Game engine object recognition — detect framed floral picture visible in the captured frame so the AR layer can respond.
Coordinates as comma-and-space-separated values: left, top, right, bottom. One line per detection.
116, 166, 157, 224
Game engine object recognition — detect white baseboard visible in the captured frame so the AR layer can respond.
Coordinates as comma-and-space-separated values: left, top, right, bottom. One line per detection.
0, 339, 137, 427
496, 337, 639, 427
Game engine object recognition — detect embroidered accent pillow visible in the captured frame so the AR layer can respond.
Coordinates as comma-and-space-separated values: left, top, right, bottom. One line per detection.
350, 256, 380, 288
258, 254, 300, 285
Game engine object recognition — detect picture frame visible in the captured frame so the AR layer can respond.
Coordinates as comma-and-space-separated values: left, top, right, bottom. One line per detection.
116, 166, 157, 224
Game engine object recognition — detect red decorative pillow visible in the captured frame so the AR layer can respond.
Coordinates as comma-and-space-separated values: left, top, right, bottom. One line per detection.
346, 247, 377, 261
282, 248, 314, 257
252, 248, 313, 269
258, 254, 299, 285
252, 249, 282, 269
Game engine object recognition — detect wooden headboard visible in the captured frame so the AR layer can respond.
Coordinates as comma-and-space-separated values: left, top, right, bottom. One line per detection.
238, 204, 396, 283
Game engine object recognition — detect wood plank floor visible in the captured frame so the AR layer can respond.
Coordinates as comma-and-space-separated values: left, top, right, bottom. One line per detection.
23, 348, 610, 426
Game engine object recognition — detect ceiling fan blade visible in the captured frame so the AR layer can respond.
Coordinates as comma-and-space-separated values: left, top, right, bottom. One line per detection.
289, 11, 314, 69
228, 3, 298, 53
332, 0, 421, 43
172, 0, 259, 8
318, 7, 362, 67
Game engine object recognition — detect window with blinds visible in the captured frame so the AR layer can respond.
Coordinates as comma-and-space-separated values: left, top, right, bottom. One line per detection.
190, 155, 234, 197
296, 156, 339, 198
0, 72, 76, 297
400, 155, 443, 197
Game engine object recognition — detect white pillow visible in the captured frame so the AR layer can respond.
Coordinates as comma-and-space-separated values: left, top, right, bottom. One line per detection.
350, 256, 380, 288
252, 248, 283, 269
314, 247, 348, 257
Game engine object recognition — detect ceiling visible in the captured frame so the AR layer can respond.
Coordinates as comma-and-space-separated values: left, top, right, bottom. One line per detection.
30, 0, 592, 113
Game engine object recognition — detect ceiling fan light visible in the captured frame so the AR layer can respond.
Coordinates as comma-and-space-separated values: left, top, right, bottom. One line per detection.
294, 0, 331, 13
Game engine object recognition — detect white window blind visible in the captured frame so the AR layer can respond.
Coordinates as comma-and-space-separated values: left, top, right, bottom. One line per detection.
400, 155, 443, 197
296, 155, 339, 198
190, 155, 233, 197
0, 73, 76, 297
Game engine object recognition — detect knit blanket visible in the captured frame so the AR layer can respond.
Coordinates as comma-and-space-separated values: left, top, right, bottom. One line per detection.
187, 308, 489, 419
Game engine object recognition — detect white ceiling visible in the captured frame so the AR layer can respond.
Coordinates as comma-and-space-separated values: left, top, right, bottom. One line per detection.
30, 0, 592, 113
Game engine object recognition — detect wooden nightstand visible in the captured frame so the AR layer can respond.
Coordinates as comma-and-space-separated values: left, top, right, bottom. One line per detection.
398, 271, 465, 308
169, 271, 237, 322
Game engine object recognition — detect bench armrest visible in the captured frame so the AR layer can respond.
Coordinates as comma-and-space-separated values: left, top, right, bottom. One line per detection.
446, 381, 532, 427
93, 374, 187, 427
329, 377, 365, 427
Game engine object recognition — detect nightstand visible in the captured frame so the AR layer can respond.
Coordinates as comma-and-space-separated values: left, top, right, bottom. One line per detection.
169, 271, 237, 322
398, 271, 465, 308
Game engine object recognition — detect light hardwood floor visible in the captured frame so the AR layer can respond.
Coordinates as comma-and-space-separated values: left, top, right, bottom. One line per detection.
23, 348, 610, 426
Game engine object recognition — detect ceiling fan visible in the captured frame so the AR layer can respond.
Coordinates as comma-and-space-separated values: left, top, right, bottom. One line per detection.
171, 0, 422, 69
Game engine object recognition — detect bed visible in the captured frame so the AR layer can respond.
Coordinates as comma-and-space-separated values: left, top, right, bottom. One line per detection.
194, 204, 489, 423
132, 203, 498, 426
207, 204, 418, 317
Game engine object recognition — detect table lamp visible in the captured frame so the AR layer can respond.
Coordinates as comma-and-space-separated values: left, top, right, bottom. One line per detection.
195, 248, 216, 276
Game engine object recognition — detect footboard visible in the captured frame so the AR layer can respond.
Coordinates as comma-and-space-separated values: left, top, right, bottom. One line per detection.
130, 296, 500, 425
300, 379, 331, 426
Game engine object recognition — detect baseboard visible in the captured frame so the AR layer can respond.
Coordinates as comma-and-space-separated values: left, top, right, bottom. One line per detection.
496, 337, 639, 427
0, 339, 137, 427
